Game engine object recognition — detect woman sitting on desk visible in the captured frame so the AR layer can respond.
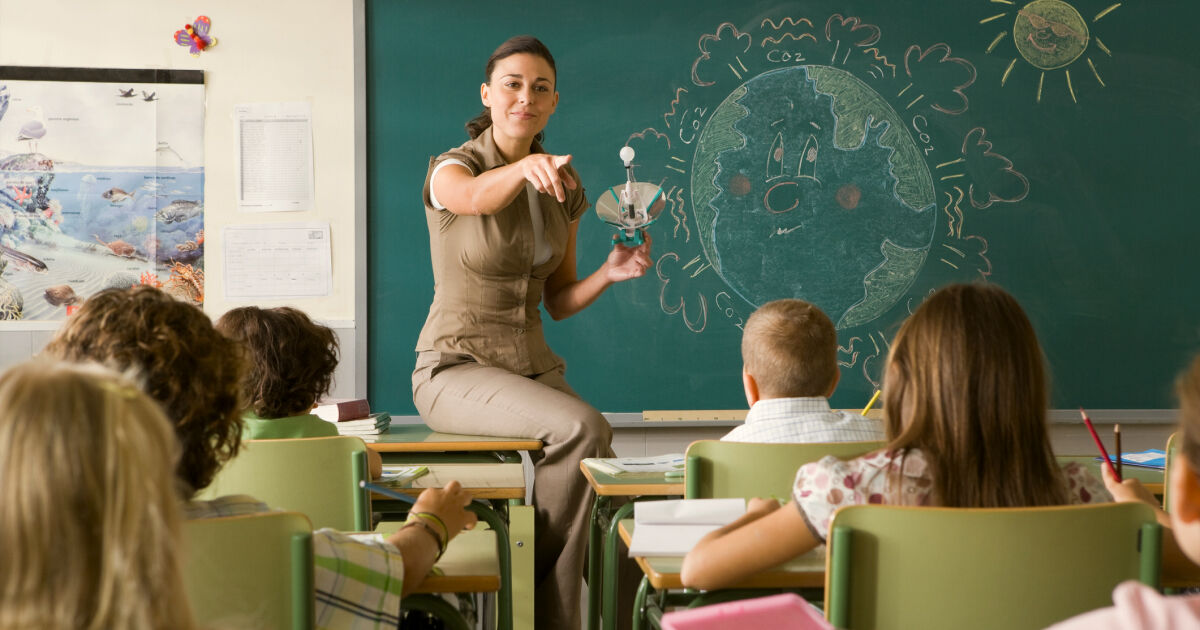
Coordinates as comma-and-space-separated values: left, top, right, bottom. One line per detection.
413, 35, 653, 629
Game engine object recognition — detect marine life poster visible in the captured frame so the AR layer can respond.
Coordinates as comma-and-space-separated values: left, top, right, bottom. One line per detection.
0, 67, 205, 320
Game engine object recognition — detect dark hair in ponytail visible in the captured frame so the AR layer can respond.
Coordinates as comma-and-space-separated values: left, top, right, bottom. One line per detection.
465, 35, 557, 142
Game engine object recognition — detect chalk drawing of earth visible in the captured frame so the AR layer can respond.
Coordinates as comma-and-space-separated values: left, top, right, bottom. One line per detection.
691, 65, 937, 329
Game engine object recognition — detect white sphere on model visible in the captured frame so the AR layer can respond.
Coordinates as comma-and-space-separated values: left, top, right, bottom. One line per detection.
619, 146, 635, 165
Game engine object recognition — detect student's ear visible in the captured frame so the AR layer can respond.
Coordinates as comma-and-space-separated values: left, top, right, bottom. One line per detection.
824, 370, 840, 398
742, 368, 760, 407
480, 82, 491, 108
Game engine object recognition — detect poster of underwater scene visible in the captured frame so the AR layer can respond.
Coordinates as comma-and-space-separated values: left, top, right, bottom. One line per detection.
0, 67, 205, 320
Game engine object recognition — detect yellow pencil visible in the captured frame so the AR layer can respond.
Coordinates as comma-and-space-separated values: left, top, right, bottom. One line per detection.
861, 389, 882, 415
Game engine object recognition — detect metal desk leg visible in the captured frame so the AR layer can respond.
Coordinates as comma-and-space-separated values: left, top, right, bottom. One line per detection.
587, 494, 612, 630
468, 502, 512, 630
601, 501, 636, 630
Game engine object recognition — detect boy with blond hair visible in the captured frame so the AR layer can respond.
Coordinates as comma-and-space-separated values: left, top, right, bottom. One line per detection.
721, 299, 884, 443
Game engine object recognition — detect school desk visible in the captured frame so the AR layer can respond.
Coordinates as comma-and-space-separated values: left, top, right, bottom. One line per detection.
401, 528, 501, 630
366, 424, 541, 629
618, 519, 825, 630
581, 459, 684, 630
1057, 455, 1164, 496
365, 424, 542, 456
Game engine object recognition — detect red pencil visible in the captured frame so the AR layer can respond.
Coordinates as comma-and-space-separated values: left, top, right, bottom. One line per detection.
1080, 407, 1122, 482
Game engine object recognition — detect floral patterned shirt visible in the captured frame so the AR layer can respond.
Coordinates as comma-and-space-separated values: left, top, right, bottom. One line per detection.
792, 448, 1111, 541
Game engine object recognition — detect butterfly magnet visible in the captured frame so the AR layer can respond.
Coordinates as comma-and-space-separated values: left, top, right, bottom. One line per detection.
174, 16, 216, 56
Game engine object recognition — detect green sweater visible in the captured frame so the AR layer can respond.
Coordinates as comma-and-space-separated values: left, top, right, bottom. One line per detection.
241, 412, 339, 440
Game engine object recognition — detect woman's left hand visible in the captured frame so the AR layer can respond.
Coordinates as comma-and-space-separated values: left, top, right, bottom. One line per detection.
604, 231, 653, 282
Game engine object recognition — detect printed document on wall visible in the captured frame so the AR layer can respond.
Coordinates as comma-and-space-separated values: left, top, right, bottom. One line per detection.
223, 223, 331, 299
234, 102, 314, 212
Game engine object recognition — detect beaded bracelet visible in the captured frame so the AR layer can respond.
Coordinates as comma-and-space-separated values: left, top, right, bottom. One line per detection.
402, 519, 447, 561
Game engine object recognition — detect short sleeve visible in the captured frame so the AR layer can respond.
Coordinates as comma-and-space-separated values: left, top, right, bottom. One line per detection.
563, 163, 589, 222
312, 529, 406, 626
1061, 462, 1114, 504
792, 455, 871, 542
428, 158, 470, 210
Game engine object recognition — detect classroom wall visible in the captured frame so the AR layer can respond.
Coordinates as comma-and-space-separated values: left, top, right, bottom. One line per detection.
0, 0, 367, 396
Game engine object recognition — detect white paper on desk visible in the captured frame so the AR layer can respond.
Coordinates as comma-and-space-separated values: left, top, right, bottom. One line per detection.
629, 498, 745, 557
592, 453, 685, 475
234, 102, 315, 212
223, 223, 332, 299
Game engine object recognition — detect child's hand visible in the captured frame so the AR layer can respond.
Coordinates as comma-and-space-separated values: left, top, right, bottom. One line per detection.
747, 496, 782, 516
412, 480, 478, 542
1101, 464, 1159, 507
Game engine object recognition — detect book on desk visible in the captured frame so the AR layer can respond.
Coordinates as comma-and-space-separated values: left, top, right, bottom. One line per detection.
589, 453, 685, 477
1097, 449, 1167, 470
628, 498, 745, 557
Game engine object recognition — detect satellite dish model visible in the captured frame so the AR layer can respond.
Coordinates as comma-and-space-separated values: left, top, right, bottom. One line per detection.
594, 146, 665, 246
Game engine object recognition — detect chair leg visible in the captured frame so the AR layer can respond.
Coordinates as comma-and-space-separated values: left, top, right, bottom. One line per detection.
468, 502, 512, 630
632, 576, 651, 630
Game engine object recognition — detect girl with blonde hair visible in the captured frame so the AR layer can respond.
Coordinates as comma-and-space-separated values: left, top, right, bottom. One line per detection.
0, 360, 196, 630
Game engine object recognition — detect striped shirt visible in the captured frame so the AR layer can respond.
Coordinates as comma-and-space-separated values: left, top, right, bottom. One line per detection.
187, 495, 405, 629
720, 397, 885, 444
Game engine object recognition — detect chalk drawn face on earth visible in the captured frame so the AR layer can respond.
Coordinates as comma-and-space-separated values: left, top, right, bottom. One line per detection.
691, 64, 937, 329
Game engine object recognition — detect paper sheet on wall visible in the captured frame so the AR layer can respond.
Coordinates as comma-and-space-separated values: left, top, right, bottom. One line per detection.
234, 102, 314, 212
223, 223, 331, 299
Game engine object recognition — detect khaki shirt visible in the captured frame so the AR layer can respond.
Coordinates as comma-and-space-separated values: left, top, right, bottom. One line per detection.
417, 127, 589, 376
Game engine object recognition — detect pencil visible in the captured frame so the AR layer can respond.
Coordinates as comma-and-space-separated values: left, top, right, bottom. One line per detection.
861, 389, 882, 416
1114, 424, 1122, 479
1080, 408, 1121, 482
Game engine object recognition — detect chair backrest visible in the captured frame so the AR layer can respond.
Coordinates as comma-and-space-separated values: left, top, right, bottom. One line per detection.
198, 436, 371, 530
184, 511, 314, 630
684, 440, 885, 499
1165, 432, 1179, 513
826, 502, 1162, 630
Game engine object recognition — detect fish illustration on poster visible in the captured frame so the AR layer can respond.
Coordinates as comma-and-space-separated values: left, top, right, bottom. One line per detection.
0, 68, 205, 320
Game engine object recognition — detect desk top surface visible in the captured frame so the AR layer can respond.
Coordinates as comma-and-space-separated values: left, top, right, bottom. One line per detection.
617, 519, 825, 590
408, 528, 501, 594
1057, 455, 1164, 494
371, 463, 526, 501
365, 424, 542, 453
580, 459, 685, 496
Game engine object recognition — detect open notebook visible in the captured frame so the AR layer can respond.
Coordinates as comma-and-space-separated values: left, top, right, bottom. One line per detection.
628, 498, 745, 557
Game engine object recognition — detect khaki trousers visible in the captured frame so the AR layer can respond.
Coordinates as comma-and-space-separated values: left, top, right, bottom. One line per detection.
413, 353, 613, 630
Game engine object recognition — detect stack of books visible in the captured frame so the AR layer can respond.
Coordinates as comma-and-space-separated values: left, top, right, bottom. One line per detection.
314, 398, 392, 440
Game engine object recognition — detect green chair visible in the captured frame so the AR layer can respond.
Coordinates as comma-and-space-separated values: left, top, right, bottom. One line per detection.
198, 436, 371, 531
826, 502, 1162, 630
629, 440, 886, 629
1165, 432, 1179, 513
684, 440, 886, 500
184, 511, 314, 630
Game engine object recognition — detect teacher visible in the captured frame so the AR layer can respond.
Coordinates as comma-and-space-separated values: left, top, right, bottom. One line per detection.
412, 35, 652, 629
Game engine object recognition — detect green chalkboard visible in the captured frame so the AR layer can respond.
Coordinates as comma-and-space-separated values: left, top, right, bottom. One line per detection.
367, 0, 1200, 415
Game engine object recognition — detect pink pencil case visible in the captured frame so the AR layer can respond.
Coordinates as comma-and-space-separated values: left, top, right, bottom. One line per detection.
661, 593, 831, 630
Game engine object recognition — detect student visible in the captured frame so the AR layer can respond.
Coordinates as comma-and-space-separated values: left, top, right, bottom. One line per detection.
44, 286, 477, 627
0, 360, 197, 630
721, 298, 884, 443
1049, 356, 1200, 628
215, 305, 383, 479
680, 283, 1110, 590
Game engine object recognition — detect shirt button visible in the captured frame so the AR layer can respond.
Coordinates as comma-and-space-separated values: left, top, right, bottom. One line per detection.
515, 328, 525, 334
521, 273, 529, 279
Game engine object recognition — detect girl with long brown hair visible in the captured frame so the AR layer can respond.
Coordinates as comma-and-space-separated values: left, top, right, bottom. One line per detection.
681, 283, 1109, 590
